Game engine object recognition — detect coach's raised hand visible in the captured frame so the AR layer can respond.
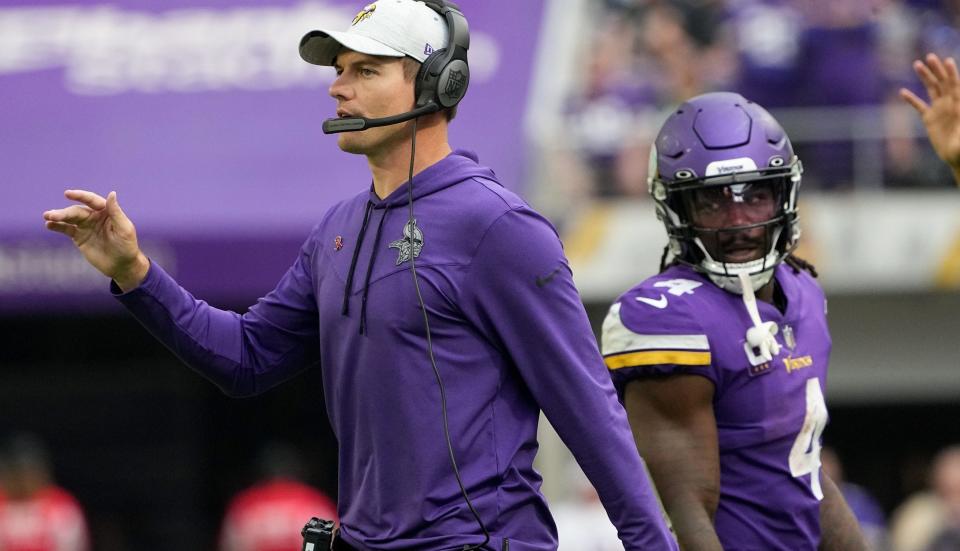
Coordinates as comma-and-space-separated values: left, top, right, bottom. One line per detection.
901, 53, 960, 186
43, 189, 149, 291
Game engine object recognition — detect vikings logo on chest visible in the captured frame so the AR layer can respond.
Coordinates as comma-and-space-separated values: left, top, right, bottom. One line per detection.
389, 219, 424, 265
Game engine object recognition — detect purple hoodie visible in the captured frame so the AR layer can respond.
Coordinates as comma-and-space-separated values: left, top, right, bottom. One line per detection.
115, 150, 676, 551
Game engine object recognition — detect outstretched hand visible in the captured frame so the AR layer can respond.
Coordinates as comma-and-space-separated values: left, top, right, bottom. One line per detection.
42, 189, 149, 291
900, 53, 960, 185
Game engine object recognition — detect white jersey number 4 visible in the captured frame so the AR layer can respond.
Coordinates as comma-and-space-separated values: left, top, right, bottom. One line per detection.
789, 377, 828, 500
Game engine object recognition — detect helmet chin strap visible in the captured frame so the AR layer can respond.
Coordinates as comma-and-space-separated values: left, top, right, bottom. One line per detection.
694, 224, 784, 295
738, 272, 780, 362
705, 262, 775, 295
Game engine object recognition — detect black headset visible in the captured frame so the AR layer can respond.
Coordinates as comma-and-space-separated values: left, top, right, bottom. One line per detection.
414, 0, 471, 110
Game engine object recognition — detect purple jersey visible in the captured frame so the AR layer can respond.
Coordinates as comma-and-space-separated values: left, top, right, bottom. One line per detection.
602, 263, 831, 550
114, 150, 676, 551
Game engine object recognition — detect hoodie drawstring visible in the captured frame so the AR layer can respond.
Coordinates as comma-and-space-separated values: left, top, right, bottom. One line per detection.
358, 208, 389, 335
738, 272, 781, 362
342, 200, 374, 317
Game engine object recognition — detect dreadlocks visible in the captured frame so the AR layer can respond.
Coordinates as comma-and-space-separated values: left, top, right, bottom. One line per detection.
784, 254, 818, 278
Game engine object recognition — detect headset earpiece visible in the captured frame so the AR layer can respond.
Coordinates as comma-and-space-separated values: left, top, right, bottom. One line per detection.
414, 1, 470, 109
415, 49, 469, 108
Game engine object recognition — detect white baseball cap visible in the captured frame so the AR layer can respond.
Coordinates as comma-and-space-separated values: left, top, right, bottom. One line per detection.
299, 0, 449, 66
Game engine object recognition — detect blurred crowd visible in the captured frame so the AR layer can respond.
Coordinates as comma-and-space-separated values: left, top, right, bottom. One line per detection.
0, 433, 90, 551
889, 446, 960, 551
5, 428, 960, 550
0, 433, 338, 551
217, 442, 336, 551
555, 0, 960, 199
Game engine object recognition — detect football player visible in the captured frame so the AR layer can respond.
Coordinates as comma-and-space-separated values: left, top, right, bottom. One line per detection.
602, 92, 869, 550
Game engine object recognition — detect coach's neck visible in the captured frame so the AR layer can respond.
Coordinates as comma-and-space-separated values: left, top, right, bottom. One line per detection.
368, 115, 451, 200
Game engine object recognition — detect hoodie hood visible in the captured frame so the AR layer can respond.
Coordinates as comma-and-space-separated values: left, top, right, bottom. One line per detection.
345, 149, 497, 334
369, 149, 498, 208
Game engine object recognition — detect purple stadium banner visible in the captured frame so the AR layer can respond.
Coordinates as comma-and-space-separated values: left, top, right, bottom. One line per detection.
1, 0, 545, 313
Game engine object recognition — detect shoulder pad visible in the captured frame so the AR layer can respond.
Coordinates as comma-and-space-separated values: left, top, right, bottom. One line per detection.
602, 281, 711, 372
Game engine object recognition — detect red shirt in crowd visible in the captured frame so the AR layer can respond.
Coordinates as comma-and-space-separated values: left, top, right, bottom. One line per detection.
0, 486, 90, 551
219, 479, 337, 551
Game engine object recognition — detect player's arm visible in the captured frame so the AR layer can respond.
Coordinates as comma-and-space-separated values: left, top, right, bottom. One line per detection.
818, 472, 870, 551
624, 375, 724, 551
900, 53, 960, 186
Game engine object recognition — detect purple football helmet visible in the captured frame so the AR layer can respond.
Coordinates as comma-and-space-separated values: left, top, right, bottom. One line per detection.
648, 92, 803, 293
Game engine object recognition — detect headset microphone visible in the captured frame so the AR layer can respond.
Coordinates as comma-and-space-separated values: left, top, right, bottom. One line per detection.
321, 102, 441, 134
